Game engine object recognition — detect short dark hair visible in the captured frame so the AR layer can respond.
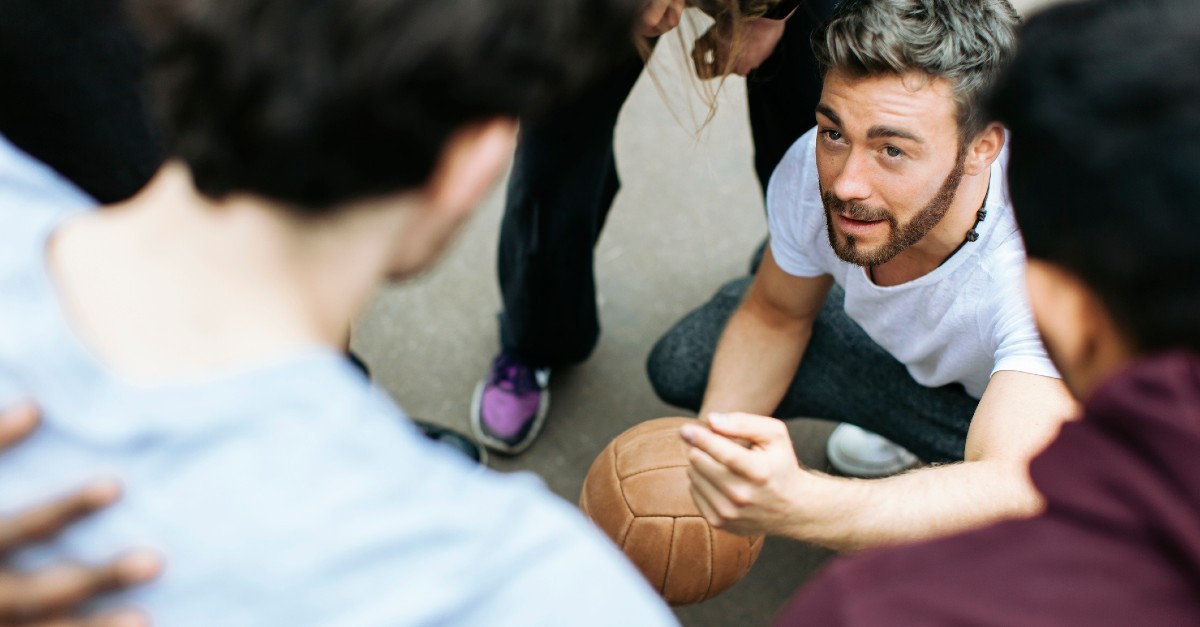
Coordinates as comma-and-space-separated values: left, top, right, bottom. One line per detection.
131, 0, 638, 213
0, 0, 162, 203
812, 0, 1019, 142
990, 0, 1200, 354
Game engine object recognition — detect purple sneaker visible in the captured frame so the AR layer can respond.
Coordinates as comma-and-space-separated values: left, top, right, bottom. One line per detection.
470, 351, 550, 454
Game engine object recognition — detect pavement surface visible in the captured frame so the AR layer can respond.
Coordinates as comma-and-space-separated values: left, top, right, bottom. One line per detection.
351, 3, 1059, 622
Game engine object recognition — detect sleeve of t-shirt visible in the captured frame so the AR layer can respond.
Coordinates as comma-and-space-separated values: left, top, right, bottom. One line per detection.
0, 133, 93, 213
0, 135, 95, 411
766, 128, 829, 279
0, 371, 22, 412
451, 475, 681, 619
984, 244, 1061, 380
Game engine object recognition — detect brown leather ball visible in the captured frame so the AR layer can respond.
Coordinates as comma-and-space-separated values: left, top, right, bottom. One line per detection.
579, 417, 764, 606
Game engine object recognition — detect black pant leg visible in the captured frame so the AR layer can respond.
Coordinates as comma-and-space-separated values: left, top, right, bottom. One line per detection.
497, 51, 645, 368
0, 0, 162, 203
746, 0, 838, 194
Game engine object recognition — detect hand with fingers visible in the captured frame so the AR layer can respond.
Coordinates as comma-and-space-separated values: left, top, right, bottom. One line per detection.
639, 0, 686, 37
679, 412, 811, 538
0, 404, 161, 627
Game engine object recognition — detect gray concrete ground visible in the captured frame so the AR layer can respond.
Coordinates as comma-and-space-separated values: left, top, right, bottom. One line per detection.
352, 2, 1065, 624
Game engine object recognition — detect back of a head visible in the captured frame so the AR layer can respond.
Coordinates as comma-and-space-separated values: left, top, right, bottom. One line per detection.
130, 0, 640, 213
812, 0, 1020, 140
991, 0, 1200, 355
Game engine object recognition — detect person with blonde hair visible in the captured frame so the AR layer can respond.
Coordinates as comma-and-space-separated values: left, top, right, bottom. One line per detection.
472, 0, 838, 455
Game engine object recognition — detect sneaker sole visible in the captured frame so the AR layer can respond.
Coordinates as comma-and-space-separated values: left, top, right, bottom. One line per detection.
469, 381, 551, 456
415, 419, 490, 468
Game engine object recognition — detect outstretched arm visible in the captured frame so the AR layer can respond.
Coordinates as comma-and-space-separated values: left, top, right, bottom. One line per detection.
683, 371, 1078, 551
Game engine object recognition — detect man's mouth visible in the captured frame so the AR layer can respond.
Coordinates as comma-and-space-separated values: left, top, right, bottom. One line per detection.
838, 214, 883, 225
834, 213, 887, 235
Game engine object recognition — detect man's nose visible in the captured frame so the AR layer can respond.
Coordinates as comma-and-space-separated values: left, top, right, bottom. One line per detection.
831, 149, 873, 203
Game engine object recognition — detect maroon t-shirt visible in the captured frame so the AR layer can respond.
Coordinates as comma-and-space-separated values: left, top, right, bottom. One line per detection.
777, 351, 1200, 626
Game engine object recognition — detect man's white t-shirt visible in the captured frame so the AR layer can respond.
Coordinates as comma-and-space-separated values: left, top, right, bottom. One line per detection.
767, 127, 1058, 399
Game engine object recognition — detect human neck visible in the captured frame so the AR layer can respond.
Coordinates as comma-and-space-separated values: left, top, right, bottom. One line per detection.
870, 167, 992, 287
1066, 327, 1137, 402
50, 162, 409, 380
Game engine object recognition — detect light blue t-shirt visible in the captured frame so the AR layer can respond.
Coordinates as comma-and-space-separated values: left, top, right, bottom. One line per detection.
0, 135, 676, 626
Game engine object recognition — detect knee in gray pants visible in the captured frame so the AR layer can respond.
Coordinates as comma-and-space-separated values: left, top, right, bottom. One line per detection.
646, 276, 753, 412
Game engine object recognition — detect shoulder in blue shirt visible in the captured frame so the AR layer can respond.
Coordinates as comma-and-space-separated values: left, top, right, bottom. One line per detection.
0, 135, 675, 626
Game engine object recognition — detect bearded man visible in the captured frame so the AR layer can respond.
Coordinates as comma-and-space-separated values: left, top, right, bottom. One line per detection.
646, 0, 1077, 551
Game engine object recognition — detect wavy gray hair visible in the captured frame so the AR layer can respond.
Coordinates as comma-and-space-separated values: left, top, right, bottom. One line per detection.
812, 0, 1020, 141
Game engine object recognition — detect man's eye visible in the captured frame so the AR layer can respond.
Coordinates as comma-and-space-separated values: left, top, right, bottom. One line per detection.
884, 146, 903, 158
826, 130, 842, 141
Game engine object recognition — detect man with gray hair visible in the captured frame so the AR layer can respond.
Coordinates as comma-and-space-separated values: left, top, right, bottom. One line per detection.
646, 0, 1077, 551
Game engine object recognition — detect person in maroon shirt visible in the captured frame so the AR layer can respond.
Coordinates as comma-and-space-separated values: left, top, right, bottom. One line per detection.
776, 0, 1200, 624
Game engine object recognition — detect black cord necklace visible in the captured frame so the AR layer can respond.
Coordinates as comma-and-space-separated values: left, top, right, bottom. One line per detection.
946, 196, 989, 259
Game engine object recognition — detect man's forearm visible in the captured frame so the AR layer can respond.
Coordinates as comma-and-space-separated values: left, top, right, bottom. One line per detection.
780, 458, 1043, 552
700, 303, 811, 417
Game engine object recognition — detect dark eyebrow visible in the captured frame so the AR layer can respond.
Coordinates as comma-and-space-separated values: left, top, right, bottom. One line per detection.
867, 126, 924, 143
815, 104, 842, 127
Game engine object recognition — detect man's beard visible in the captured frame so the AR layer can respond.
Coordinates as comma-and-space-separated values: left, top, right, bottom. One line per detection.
822, 151, 967, 267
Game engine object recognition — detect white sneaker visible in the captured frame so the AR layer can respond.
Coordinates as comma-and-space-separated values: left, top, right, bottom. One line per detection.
825, 424, 920, 478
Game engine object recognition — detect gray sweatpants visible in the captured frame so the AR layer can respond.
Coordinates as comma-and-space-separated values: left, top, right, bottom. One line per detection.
645, 277, 978, 463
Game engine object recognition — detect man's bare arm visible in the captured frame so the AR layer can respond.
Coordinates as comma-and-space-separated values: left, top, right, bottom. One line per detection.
684, 371, 1079, 551
700, 246, 833, 418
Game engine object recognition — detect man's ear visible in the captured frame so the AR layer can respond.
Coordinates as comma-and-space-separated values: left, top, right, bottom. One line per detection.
963, 121, 1005, 177
425, 118, 518, 215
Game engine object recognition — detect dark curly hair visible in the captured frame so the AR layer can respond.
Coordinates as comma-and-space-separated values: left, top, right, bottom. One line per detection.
130, 0, 639, 213
991, 0, 1200, 354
